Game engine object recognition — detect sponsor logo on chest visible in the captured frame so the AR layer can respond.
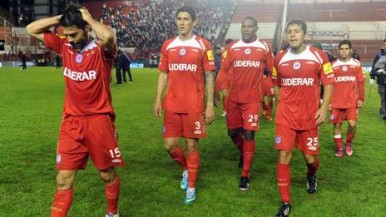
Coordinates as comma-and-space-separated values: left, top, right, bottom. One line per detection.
234, 60, 260, 68
281, 77, 314, 86
168, 63, 197, 72
64, 67, 97, 81
335, 76, 356, 82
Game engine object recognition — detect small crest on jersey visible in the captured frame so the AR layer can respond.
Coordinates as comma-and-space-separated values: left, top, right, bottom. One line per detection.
56, 154, 61, 164
179, 48, 186, 56
275, 136, 282, 144
207, 50, 214, 61
293, 62, 301, 70
342, 66, 348, 72
244, 48, 251, 55
75, 53, 83, 63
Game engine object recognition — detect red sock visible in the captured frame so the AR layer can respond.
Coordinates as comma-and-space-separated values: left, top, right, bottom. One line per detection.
105, 176, 120, 214
168, 146, 187, 170
51, 188, 73, 217
307, 158, 320, 177
277, 163, 291, 203
231, 133, 244, 153
241, 140, 256, 177
186, 150, 200, 188
346, 131, 355, 145
334, 135, 343, 149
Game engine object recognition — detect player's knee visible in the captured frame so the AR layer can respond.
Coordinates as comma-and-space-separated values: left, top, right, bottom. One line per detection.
99, 167, 117, 184
278, 150, 292, 164
227, 128, 242, 138
244, 130, 255, 140
164, 143, 177, 151
56, 171, 75, 190
348, 121, 356, 129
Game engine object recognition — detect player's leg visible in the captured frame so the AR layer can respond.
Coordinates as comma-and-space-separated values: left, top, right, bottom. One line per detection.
345, 119, 356, 156
239, 103, 260, 191
85, 115, 125, 216
275, 125, 296, 217
298, 129, 320, 194
52, 170, 77, 217
184, 138, 199, 204
333, 123, 343, 157
330, 108, 344, 157
163, 111, 187, 173
52, 116, 88, 217
226, 100, 244, 165
181, 113, 205, 205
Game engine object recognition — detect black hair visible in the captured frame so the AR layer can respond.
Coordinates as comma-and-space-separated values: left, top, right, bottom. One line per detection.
286, 19, 307, 34
60, 5, 87, 29
339, 39, 352, 49
176, 6, 196, 21
243, 16, 258, 27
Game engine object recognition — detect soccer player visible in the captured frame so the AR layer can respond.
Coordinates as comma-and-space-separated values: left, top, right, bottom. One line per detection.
26, 6, 123, 217
273, 20, 334, 217
261, 69, 275, 121
370, 39, 386, 119
330, 40, 366, 157
153, 6, 215, 205
221, 17, 274, 190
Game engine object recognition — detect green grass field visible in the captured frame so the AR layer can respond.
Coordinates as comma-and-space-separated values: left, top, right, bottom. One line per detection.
0, 67, 385, 217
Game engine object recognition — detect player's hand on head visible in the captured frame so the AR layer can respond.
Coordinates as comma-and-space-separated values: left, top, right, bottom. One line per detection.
79, 7, 93, 22
205, 106, 215, 125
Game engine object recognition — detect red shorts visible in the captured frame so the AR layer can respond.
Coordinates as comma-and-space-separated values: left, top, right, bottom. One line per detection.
274, 124, 320, 155
329, 108, 358, 123
56, 114, 125, 170
262, 79, 274, 97
163, 111, 206, 138
226, 101, 260, 131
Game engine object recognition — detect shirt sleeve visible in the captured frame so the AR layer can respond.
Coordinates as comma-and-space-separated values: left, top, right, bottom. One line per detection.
319, 51, 335, 86
272, 55, 281, 87
221, 45, 232, 74
202, 40, 215, 72
158, 42, 169, 73
357, 64, 366, 101
44, 32, 65, 54
264, 47, 275, 77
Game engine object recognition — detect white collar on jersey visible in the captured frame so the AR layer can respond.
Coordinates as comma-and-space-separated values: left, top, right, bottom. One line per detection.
65, 38, 98, 54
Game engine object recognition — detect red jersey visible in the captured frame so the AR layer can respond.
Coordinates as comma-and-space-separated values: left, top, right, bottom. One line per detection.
159, 35, 215, 113
44, 32, 116, 116
221, 39, 274, 103
262, 75, 275, 96
331, 58, 366, 109
273, 46, 334, 130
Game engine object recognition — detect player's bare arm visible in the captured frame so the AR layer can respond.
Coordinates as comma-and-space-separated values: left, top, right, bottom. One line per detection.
274, 86, 280, 103
153, 72, 168, 118
315, 84, 333, 125
79, 7, 116, 51
205, 71, 215, 124
26, 15, 62, 42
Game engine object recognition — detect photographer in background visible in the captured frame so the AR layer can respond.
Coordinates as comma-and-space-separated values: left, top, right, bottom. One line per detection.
370, 39, 386, 119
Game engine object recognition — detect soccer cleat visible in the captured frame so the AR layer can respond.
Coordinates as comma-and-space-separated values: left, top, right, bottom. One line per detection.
345, 144, 353, 156
239, 176, 250, 191
238, 154, 243, 168
306, 175, 317, 194
106, 211, 119, 217
221, 111, 227, 117
180, 170, 188, 190
276, 202, 292, 217
335, 148, 343, 158
183, 187, 196, 205
266, 115, 273, 121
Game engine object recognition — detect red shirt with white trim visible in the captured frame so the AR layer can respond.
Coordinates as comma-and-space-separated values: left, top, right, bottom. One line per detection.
273, 46, 335, 130
44, 32, 116, 116
159, 35, 215, 113
221, 39, 274, 103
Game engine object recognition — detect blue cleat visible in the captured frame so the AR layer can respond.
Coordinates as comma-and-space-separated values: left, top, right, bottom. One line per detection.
183, 187, 196, 205
180, 170, 188, 190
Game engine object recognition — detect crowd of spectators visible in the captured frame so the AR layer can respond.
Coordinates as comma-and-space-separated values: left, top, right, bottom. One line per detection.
100, 0, 235, 60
